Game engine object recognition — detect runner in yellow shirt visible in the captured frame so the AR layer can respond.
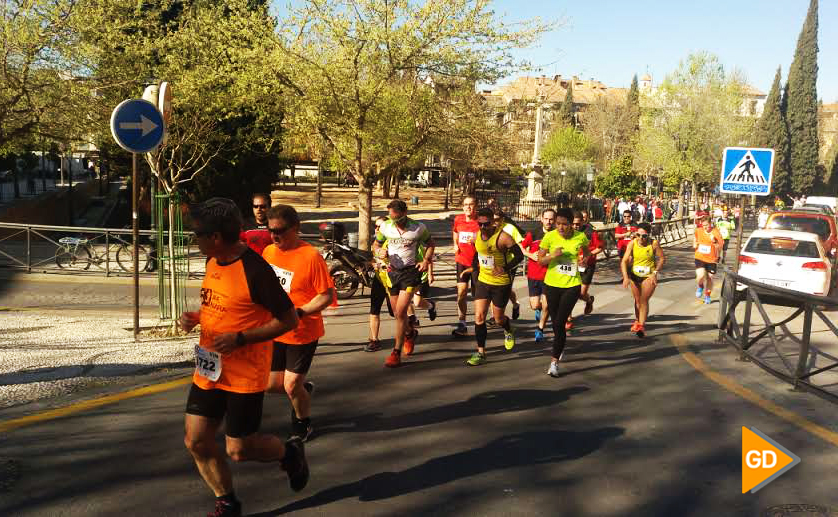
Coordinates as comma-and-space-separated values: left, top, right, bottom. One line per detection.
620, 222, 665, 338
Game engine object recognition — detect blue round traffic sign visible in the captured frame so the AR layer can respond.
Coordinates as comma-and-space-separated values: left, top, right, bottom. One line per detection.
110, 99, 165, 153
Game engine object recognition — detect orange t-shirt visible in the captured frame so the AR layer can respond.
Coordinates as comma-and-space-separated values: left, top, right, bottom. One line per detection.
194, 248, 294, 393
694, 227, 723, 264
262, 241, 335, 345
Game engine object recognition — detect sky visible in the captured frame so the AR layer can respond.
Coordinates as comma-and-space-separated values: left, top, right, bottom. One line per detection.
488, 0, 836, 101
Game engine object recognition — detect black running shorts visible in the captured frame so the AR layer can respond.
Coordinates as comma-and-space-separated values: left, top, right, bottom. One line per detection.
580, 262, 596, 286
185, 383, 264, 438
272, 340, 318, 374
455, 263, 474, 286
694, 259, 717, 275
474, 279, 512, 308
388, 267, 422, 294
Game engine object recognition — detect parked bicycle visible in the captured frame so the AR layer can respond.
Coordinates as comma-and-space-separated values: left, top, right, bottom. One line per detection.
55, 236, 151, 272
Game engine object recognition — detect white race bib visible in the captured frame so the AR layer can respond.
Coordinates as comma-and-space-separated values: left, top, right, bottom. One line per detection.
555, 261, 577, 276
478, 254, 495, 269
458, 232, 475, 244
698, 244, 712, 255
633, 265, 651, 276
270, 265, 294, 293
195, 345, 222, 381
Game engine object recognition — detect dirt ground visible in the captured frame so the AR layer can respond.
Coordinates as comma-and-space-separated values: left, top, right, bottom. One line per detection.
269, 184, 453, 213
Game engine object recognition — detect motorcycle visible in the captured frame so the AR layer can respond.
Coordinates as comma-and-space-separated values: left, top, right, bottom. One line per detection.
319, 221, 378, 299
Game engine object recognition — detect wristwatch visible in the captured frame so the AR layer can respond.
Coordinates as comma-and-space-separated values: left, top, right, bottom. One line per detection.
296, 307, 306, 319
235, 331, 246, 347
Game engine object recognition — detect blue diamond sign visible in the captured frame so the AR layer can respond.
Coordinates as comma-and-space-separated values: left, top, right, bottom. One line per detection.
110, 99, 165, 154
720, 147, 775, 196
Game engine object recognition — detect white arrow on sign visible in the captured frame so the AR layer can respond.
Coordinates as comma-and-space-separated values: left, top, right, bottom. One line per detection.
119, 115, 158, 137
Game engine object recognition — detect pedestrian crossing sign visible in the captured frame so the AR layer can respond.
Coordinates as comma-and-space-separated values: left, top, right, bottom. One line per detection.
720, 147, 775, 196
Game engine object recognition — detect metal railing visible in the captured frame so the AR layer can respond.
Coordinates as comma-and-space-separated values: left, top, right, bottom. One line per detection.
594, 217, 691, 260
0, 222, 329, 279
717, 267, 838, 403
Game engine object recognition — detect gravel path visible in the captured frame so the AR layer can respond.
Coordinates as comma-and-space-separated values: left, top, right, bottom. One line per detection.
0, 312, 194, 409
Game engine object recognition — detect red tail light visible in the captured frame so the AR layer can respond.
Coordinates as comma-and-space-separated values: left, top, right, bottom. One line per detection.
802, 261, 827, 271
739, 255, 758, 264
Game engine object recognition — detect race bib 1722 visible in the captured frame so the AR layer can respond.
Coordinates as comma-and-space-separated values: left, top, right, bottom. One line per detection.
195, 345, 221, 382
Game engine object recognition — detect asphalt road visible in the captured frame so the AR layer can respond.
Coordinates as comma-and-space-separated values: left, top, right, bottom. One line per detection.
1, 246, 838, 516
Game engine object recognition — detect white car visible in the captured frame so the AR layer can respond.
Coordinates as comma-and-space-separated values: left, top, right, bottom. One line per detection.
738, 229, 834, 297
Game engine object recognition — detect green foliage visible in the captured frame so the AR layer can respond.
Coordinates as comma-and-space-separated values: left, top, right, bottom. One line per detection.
753, 67, 791, 195
541, 127, 593, 164
626, 74, 640, 131
595, 155, 643, 199
635, 51, 753, 189
556, 82, 574, 127
785, 0, 820, 193
547, 159, 589, 194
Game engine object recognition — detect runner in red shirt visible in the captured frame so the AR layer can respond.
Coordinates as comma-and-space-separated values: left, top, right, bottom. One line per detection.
521, 208, 555, 342
452, 195, 478, 337
240, 193, 273, 254
614, 210, 637, 259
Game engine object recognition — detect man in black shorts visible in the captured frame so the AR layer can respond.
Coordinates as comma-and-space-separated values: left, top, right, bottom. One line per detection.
178, 198, 308, 517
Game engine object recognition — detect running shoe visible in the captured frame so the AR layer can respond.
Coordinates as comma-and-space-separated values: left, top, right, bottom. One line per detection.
282, 437, 309, 492
452, 321, 468, 337
466, 352, 486, 366
385, 349, 401, 368
364, 339, 381, 352
630, 321, 641, 332
635, 323, 646, 338
547, 362, 560, 378
584, 295, 595, 315
303, 381, 315, 396
565, 319, 574, 331
534, 308, 542, 323
409, 314, 420, 328
696, 286, 704, 299
534, 328, 544, 343
403, 329, 417, 356
290, 418, 314, 443
427, 300, 437, 321
487, 317, 497, 328
512, 303, 520, 320
207, 499, 242, 517
704, 294, 712, 305
504, 328, 516, 350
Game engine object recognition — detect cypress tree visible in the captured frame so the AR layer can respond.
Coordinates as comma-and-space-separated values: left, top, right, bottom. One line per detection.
557, 81, 574, 128
626, 74, 640, 131
785, 0, 819, 194
754, 67, 791, 195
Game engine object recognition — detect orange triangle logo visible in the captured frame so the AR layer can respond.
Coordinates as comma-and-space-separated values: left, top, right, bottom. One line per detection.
742, 426, 801, 493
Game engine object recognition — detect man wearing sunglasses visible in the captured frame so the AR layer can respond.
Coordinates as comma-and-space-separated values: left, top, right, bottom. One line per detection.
614, 210, 638, 259
262, 205, 336, 443
240, 193, 273, 255
620, 222, 665, 338
463, 207, 524, 366
373, 200, 435, 368
179, 198, 307, 517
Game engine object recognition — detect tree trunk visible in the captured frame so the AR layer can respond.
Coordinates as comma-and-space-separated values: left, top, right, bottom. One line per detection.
691, 181, 698, 215
393, 171, 401, 199
357, 180, 373, 250
382, 171, 392, 198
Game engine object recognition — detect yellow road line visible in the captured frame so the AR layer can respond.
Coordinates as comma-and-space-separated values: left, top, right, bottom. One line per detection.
0, 376, 191, 433
670, 333, 838, 447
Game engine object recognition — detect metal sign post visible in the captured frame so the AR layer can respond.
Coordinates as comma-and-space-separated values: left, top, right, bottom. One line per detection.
110, 98, 166, 339
719, 147, 775, 274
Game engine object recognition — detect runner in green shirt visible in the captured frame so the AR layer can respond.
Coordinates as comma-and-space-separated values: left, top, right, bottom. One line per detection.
714, 208, 736, 263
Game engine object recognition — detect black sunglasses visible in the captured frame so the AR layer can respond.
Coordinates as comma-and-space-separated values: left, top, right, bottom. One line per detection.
269, 226, 292, 235
253, 204, 268, 209
478, 221, 493, 228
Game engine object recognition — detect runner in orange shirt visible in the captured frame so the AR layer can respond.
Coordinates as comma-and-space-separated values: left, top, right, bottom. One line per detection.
178, 198, 308, 517
693, 215, 723, 305
262, 205, 335, 443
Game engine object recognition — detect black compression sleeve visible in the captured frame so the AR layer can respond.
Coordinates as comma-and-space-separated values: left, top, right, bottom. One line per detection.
241, 248, 294, 320
504, 244, 524, 273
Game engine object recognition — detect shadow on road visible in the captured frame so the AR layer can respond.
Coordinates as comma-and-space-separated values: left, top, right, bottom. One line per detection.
315, 387, 588, 437
253, 426, 624, 515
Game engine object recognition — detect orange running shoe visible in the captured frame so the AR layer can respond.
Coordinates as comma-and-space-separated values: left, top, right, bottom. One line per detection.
384, 349, 401, 368
565, 320, 574, 331
630, 321, 640, 332
403, 329, 417, 356
635, 323, 646, 338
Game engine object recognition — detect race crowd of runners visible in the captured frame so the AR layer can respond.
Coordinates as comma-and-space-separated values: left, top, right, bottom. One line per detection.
179, 191, 737, 517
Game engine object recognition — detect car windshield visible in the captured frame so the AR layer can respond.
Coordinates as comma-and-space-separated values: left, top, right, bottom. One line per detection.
745, 237, 820, 258
767, 216, 831, 240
